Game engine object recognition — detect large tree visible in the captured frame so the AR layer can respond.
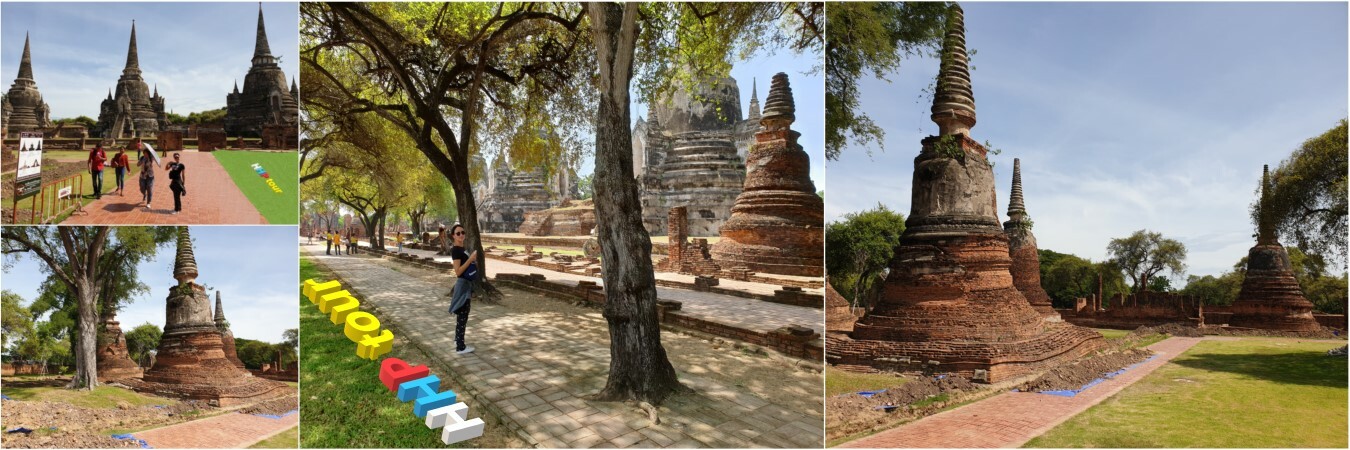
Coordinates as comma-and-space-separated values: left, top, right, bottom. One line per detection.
825, 2, 952, 160
1258, 119, 1348, 264
1, 227, 173, 389
1106, 229, 1187, 293
825, 204, 906, 309
2, 290, 32, 351
585, 1, 821, 405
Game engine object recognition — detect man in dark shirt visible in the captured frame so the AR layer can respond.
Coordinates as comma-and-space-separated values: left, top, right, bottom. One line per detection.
88, 143, 107, 199
166, 153, 187, 214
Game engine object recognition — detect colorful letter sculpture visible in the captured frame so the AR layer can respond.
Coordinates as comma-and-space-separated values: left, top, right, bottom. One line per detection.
381, 358, 485, 445
302, 279, 393, 360
251, 163, 284, 193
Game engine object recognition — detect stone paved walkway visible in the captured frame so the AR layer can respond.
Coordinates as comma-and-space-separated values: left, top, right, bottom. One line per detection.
838, 336, 1203, 448
134, 411, 297, 448
302, 245, 824, 448
388, 245, 824, 336
64, 151, 265, 225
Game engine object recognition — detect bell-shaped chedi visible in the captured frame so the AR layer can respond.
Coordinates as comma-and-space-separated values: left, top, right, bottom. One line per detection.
1227, 166, 1321, 331
96, 309, 144, 382
215, 291, 247, 369
710, 73, 824, 277
1003, 159, 1059, 320
826, 4, 1104, 383
127, 227, 290, 406
4, 32, 54, 136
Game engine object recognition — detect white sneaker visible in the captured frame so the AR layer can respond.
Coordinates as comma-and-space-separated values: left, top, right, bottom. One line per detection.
456, 346, 475, 355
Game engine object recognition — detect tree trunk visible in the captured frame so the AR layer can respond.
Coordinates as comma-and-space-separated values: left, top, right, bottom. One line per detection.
375, 208, 387, 250
72, 279, 99, 390
587, 2, 684, 405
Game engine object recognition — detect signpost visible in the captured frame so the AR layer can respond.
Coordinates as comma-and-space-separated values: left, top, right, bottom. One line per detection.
15, 131, 43, 199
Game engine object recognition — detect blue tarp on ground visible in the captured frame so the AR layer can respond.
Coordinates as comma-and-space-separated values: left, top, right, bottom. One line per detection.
1, 394, 11, 400
856, 390, 886, 398
111, 433, 152, 449
6, 427, 33, 435
1031, 354, 1161, 397
250, 409, 299, 420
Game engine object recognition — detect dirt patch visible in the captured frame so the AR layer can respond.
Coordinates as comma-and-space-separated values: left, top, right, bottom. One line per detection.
1204, 326, 1344, 340
826, 373, 985, 443
1135, 322, 1205, 337
236, 395, 298, 416
1018, 348, 1153, 392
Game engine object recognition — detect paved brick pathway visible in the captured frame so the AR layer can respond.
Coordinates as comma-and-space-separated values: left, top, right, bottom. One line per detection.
302, 245, 824, 448
133, 411, 297, 448
387, 245, 824, 336
837, 336, 1203, 448
63, 151, 265, 225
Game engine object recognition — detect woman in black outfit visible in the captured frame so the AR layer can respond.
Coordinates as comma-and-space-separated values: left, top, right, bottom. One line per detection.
448, 224, 479, 355
165, 153, 187, 215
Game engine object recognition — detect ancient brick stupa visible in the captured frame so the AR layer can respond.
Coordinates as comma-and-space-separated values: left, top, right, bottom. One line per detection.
96, 309, 144, 382
1226, 166, 1321, 331
2, 33, 52, 137
215, 291, 247, 369
711, 73, 824, 277
224, 4, 299, 137
1004, 158, 1059, 320
96, 22, 167, 139
128, 227, 289, 405
827, 4, 1104, 383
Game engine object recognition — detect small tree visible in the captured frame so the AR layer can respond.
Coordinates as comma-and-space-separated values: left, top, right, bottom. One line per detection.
825, 204, 906, 310
125, 323, 162, 368
1106, 229, 1187, 293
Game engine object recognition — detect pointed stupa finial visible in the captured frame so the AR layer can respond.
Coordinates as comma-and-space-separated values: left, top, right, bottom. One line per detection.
214, 291, 229, 328
291, 77, 298, 94
153, 83, 158, 97
760, 72, 795, 130
747, 77, 761, 120
254, 2, 273, 61
233, 80, 240, 94
1007, 158, 1027, 220
172, 226, 199, 285
107, 88, 113, 100
930, 3, 976, 136
1257, 164, 1277, 245
17, 32, 34, 81
124, 21, 140, 72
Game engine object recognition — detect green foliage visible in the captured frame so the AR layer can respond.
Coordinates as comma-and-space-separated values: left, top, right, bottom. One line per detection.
1179, 272, 1243, 306
575, 173, 594, 200
2, 290, 32, 350
1181, 246, 1347, 312
185, 108, 228, 126
124, 322, 161, 367
1258, 119, 1348, 263
1038, 249, 1129, 309
53, 116, 98, 129
825, 2, 952, 160
1106, 229, 1187, 293
826, 204, 906, 308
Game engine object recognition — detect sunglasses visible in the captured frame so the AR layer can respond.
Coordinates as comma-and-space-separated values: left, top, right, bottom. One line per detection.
454, 232, 465, 236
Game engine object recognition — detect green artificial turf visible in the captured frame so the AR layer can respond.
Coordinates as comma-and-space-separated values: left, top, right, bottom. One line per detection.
1026, 338, 1348, 448
212, 151, 298, 224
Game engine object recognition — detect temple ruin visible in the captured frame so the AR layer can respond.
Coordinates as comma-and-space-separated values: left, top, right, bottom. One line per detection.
215, 291, 247, 369
633, 72, 758, 236
518, 199, 597, 236
1004, 158, 1059, 319
710, 73, 824, 277
96, 309, 144, 382
224, 5, 299, 138
1226, 165, 1322, 331
96, 22, 167, 139
826, 4, 1105, 383
126, 227, 290, 405
2, 33, 52, 138
477, 158, 576, 233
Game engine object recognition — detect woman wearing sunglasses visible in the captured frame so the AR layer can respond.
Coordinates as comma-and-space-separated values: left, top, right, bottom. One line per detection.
448, 223, 480, 355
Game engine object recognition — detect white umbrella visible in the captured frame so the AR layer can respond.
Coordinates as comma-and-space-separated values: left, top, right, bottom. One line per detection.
143, 142, 162, 165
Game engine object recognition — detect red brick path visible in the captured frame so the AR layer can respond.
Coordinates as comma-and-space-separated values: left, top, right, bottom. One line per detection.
134, 411, 297, 448
838, 336, 1203, 448
63, 151, 265, 225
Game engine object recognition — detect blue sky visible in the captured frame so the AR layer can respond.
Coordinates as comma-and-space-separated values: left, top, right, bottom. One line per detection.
826, 2, 1348, 281
3, 226, 299, 343
1, 2, 300, 119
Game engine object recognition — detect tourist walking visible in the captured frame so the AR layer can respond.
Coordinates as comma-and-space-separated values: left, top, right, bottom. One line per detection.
325, 229, 332, 255
166, 153, 187, 215
88, 143, 107, 199
110, 147, 130, 196
136, 144, 155, 209
448, 223, 479, 355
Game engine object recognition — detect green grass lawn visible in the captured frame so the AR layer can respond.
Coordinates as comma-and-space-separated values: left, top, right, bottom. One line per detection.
1093, 328, 1130, 340
213, 151, 297, 224
0, 384, 166, 409
249, 426, 298, 448
825, 366, 908, 397
298, 257, 483, 448
1026, 338, 1348, 448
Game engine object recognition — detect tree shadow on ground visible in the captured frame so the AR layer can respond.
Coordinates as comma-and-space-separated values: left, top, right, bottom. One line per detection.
1169, 345, 1347, 388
